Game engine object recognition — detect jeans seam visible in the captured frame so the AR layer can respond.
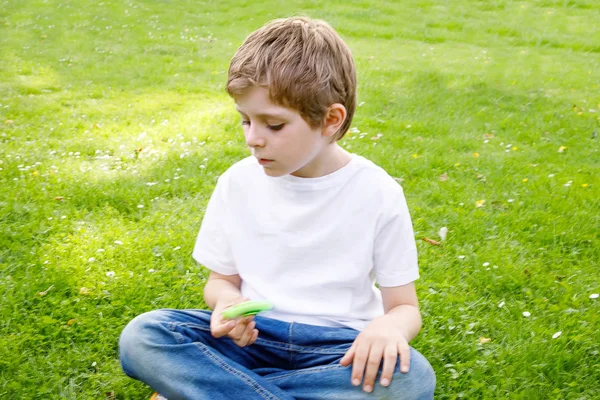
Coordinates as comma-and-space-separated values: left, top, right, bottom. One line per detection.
255, 338, 349, 354
168, 322, 348, 354
288, 322, 295, 369
174, 322, 209, 330
265, 364, 349, 382
179, 333, 344, 355
165, 320, 341, 353
165, 322, 188, 344
171, 318, 349, 354
195, 342, 280, 400
290, 345, 348, 354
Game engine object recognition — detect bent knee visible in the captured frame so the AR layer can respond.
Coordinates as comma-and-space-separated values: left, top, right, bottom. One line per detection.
119, 310, 169, 375
120, 310, 166, 348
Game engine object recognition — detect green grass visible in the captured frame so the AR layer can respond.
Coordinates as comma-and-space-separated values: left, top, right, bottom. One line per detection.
1, 0, 599, 398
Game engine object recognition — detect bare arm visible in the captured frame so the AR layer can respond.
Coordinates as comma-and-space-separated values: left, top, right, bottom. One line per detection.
380, 282, 422, 342
203, 271, 243, 310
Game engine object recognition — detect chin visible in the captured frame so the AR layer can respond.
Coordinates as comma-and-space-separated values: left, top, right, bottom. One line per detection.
261, 167, 287, 177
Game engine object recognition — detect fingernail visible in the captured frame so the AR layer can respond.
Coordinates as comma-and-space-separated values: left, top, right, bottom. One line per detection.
401, 366, 409, 373
364, 385, 372, 393
352, 378, 360, 386
381, 378, 390, 386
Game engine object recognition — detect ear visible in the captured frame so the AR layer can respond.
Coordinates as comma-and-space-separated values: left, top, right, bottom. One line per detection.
321, 104, 347, 139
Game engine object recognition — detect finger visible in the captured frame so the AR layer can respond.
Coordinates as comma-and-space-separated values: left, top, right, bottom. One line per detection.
211, 319, 237, 338
221, 312, 253, 324
242, 321, 257, 346
234, 320, 256, 345
362, 343, 384, 393
380, 344, 398, 387
248, 329, 259, 346
398, 343, 411, 373
351, 342, 371, 388
228, 317, 253, 340
340, 340, 357, 366
234, 320, 256, 347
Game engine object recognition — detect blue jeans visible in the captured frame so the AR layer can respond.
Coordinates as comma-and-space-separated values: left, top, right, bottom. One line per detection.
119, 309, 435, 399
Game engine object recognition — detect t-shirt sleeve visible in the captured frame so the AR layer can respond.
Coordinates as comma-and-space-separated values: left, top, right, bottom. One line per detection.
192, 175, 238, 275
373, 183, 420, 287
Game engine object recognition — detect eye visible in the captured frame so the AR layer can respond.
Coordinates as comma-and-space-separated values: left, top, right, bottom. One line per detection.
268, 124, 285, 131
241, 120, 250, 126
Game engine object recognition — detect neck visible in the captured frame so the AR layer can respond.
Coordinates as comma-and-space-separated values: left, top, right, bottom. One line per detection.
291, 144, 351, 178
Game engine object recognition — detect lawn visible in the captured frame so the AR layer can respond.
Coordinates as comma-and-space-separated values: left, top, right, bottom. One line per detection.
1, 0, 599, 398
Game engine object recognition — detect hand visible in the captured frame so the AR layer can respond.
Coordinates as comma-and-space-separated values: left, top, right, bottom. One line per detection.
210, 296, 259, 347
340, 315, 410, 393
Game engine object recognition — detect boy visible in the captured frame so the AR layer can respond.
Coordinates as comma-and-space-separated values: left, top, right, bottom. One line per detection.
120, 17, 435, 399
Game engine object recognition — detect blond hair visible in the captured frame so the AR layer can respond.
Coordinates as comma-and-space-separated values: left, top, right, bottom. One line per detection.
226, 17, 356, 141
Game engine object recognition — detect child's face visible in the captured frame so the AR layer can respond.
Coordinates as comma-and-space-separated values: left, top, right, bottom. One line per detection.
235, 87, 330, 178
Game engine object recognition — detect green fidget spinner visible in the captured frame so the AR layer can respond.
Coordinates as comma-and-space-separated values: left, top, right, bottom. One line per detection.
221, 300, 274, 319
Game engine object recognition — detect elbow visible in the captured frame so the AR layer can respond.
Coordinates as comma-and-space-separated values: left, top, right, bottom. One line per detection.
415, 307, 423, 333
406, 304, 422, 334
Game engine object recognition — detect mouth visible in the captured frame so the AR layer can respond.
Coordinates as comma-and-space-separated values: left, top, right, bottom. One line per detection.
257, 158, 274, 166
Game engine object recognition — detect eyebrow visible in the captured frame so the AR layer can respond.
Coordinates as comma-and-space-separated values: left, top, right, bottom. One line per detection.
235, 107, 288, 120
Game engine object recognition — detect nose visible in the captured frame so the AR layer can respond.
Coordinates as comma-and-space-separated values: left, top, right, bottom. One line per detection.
245, 124, 266, 148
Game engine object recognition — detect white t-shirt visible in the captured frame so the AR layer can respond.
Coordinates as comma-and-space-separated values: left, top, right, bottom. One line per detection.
192, 154, 419, 330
